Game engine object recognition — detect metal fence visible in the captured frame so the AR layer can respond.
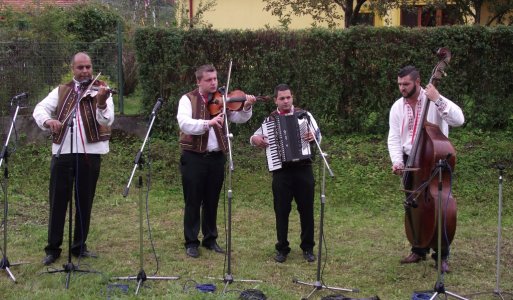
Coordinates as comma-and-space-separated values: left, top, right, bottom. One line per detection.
0, 40, 122, 117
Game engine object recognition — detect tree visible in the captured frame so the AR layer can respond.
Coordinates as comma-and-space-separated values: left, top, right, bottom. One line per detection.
176, 0, 217, 29
262, 0, 513, 28
97, 0, 176, 27
262, 0, 402, 28
404, 0, 513, 25
453, 0, 513, 25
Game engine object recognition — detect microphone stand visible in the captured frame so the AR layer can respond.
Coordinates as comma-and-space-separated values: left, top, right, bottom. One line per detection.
113, 98, 179, 295
464, 164, 513, 299
0, 95, 29, 282
293, 113, 359, 299
423, 158, 468, 300
43, 85, 100, 289
211, 60, 262, 293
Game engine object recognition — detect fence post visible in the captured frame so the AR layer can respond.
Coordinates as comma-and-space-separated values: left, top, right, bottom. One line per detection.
117, 21, 124, 115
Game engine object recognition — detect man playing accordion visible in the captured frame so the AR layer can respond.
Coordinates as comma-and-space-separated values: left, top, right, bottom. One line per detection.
250, 83, 321, 263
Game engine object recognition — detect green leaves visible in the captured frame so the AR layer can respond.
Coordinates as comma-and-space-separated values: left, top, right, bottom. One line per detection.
135, 26, 513, 136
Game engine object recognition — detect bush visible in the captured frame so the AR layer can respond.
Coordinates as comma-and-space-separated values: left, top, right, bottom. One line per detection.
134, 26, 513, 136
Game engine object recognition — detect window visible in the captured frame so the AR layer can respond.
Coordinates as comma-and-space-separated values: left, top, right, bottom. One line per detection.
400, 7, 419, 27
355, 12, 375, 26
401, 5, 462, 27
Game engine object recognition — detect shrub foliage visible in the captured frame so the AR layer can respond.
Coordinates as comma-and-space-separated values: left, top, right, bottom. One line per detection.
135, 26, 513, 135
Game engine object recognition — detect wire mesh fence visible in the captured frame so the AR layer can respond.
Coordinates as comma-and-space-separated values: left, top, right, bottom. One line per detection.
0, 40, 120, 116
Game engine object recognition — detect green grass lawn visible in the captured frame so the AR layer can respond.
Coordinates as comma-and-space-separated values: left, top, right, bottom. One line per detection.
0, 128, 512, 299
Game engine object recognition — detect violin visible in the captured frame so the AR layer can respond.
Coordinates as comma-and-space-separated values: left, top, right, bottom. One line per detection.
208, 89, 269, 115
79, 77, 117, 95
89, 86, 118, 94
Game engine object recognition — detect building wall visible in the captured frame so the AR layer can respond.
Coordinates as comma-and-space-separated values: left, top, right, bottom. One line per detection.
189, 0, 503, 30
190, 0, 448, 29
190, 0, 444, 29
194, 0, 341, 29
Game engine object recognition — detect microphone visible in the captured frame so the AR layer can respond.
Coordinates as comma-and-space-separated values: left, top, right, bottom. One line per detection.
151, 98, 163, 115
79, 79, 93, 89
11, 92, 28, 101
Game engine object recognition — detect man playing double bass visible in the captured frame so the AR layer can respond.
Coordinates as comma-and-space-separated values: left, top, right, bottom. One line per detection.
387, 65, 464, 273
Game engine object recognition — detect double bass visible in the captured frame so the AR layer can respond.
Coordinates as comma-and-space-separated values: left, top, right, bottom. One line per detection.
402, 48, 457, 251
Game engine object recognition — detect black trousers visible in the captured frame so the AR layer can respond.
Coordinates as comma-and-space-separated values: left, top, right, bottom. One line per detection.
180, 150, 226, 249
272, 163, 315, 254
45, 154, 101, 256
403, 154, 449, 260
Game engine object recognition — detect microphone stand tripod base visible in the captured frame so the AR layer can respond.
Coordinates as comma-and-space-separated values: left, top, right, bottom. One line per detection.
223, 273, 233, 284
430, 281, 469, 300
207, 275, 262, 294
463, 288, 513, 299
294, 278, 358, 299
114, 269, 179, 295
45, 261, 98, 289
0, 256, 21, 282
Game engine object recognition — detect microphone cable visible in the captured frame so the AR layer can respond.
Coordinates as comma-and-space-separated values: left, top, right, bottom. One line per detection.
142, 139, 161, 276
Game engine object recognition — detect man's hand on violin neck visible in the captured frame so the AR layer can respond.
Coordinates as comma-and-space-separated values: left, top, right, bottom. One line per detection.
243, 95, 257, 110
209, 113, 224, 128
96, 86, 109, 107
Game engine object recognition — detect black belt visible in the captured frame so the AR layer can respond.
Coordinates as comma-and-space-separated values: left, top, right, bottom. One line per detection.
183, 150, 223, 157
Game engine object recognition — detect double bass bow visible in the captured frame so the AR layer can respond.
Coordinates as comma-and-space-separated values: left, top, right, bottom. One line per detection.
402, 48, 458, 251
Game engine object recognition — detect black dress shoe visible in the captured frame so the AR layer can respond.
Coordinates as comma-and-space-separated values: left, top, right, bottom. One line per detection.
434, 259, 451, 273
303, 251, 316, 262
204, 243, 225, 254
274, 252, 287, 263
400, 252, 426, 264
441, 260, 450, 273
42, 254, 59, 266
186, 247, 199, 258
73, 250, 98, 258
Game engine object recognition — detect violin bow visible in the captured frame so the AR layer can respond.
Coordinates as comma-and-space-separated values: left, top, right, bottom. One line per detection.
223, 60, 233, 116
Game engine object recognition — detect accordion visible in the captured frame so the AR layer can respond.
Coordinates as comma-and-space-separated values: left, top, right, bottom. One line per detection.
261, 112, 312, 171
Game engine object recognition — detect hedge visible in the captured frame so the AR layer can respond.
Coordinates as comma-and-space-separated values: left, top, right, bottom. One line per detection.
134, 26, 513, 136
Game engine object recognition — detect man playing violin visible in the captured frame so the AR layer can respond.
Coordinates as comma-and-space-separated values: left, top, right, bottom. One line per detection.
33, 52, 115, 265
177, 64, 256, 258
250, 84, 320, 263
387, 65, 464, 273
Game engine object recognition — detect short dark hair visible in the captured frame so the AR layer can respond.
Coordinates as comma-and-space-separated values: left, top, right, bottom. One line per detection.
398, 65, 419, 81
274, 83, 292, 98
195, 64, 216, 81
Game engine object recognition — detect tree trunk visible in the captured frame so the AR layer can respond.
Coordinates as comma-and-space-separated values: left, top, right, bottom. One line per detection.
473, 0, 483, 24
344, 0, 354, 28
